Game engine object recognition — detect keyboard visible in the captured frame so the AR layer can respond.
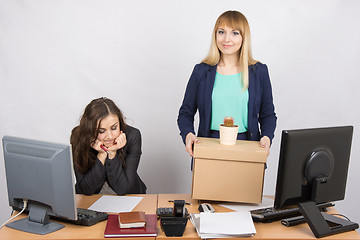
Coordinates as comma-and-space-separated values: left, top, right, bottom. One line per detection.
61, 208, 108, 226
251, 202, 334, 222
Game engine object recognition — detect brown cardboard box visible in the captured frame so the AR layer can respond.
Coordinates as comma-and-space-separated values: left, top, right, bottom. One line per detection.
192, 137, 267, 203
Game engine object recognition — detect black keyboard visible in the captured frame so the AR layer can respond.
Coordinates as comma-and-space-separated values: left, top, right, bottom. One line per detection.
61, 208, 108, 226
251, 202, 334, 222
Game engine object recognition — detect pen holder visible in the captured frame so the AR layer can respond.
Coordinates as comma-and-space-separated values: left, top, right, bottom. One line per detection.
160, 216, 188, 237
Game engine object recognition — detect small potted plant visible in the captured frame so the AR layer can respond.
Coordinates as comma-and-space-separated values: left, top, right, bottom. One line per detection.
219, 117, 239, 145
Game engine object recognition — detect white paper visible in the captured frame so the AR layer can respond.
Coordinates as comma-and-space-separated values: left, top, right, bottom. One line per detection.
190, 213, 254, 239
88, 195, 143, 213
199, 212, 256, 235
219, 196, 274, 212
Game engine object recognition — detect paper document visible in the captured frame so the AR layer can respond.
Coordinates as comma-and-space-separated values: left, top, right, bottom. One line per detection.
220, 196, 274, 212
190, 212, 255, 239
200, 212, 256, 235
88, 195, 143, 213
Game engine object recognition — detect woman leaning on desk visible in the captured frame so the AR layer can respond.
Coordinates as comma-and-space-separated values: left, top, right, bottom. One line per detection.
70, 97, 146, 195
177, 10, 277, 157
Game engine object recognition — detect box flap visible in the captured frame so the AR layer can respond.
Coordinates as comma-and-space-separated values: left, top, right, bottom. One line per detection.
193, 137, 267, 163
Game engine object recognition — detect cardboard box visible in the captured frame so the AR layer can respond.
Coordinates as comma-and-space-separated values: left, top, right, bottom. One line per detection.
192, 137, 267, 203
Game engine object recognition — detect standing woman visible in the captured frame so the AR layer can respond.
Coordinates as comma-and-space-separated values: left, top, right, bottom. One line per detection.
71, 97, 146, 195
177, 10, 277, 157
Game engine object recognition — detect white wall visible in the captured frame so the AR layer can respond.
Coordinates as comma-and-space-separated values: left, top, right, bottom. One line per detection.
1, 0, 359, 232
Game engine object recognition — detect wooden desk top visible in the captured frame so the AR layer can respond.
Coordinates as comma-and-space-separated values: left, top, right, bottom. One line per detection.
157, 194, 360, 240
1, 193, 359, 240
0, 194, 157, 240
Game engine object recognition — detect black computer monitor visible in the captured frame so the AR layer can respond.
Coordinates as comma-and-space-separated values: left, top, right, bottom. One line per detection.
274, 126, 358, 238
2, 136, 77, 235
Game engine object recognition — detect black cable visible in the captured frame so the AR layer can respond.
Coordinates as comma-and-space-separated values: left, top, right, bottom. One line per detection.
330, 213, 351, 221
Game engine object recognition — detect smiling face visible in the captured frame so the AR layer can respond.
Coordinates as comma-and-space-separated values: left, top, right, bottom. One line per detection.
96, 114, 121, 148
216, 25, 243, 57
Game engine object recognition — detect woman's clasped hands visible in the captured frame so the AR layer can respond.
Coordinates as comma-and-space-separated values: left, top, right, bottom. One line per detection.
92, 131, 127, 161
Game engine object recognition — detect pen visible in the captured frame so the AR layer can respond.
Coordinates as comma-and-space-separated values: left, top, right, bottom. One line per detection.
100, 144, 110, 154
168, 200, 192, 205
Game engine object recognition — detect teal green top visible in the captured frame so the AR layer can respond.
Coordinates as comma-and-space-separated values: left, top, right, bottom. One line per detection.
210, 72, 249, 133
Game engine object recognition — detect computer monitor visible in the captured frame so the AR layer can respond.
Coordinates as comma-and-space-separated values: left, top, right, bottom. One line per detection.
274, 126, 359, 238
2, 135, 77, 235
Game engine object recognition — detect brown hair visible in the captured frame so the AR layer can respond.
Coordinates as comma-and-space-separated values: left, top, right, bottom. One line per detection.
70, 97, 127, 174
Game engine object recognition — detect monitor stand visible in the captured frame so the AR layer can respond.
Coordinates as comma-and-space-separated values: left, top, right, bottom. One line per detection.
6, 204, 65, 235
298, 201, 359, 238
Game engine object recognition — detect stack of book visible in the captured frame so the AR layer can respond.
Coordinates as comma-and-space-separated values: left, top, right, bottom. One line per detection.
104, 211, 157, 238
190, 212, 256, 239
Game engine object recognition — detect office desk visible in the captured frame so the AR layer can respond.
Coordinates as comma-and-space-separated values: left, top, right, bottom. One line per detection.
0, 194, 157, 240
157, 194, 360, 240
1, 194, 360, 240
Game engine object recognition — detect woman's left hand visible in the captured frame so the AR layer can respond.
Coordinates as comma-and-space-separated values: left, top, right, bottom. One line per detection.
260, 136, 271, 156
107, 131, 127, 158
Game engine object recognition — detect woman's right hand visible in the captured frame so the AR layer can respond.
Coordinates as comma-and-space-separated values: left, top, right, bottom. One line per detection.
185, 132, 199, 157
91, 140, 108, 164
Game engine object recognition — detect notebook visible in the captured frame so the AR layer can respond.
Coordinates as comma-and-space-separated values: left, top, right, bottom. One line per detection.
118, 211, 146, 228
104, 214, 157, 238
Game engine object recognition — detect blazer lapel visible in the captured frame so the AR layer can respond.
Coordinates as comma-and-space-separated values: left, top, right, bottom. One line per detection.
247, 65, 255, 139
204, 65, 217, 135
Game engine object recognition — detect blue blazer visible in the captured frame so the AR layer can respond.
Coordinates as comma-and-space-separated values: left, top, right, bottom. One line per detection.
177, 62, 277, 144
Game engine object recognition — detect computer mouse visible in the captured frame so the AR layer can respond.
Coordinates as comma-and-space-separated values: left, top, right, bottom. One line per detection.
198, 203, 215, 213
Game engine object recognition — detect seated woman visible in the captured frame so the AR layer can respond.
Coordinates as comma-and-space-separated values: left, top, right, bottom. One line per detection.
70, 97, 146, 195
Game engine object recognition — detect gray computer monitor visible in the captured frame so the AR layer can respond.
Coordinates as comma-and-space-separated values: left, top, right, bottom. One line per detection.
2, 136, 77, 235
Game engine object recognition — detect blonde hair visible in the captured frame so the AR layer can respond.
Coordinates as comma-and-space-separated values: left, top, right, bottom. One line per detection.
202, 10, 258, 89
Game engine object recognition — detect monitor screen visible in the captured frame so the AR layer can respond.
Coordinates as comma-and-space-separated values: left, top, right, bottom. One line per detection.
273, 126, 358, 237
2, 136, 77, 235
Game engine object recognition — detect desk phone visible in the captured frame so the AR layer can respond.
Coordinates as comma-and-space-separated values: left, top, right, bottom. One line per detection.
157, 207, 189, 218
